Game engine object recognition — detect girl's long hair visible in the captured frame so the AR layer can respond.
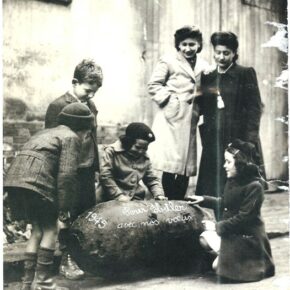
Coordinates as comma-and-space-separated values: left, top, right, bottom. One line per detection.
226, 141, 262, 183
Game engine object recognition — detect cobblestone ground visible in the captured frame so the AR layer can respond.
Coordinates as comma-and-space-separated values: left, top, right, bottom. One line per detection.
4, 192, 289, 290
4, 235, 289, 290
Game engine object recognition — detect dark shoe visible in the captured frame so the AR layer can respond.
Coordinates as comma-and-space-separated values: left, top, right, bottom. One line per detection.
59, 253, 84, 280
21, 252, 37, 290
31, 247, 56, 290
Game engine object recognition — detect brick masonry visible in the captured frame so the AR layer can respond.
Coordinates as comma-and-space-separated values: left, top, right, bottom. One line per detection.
3, 120, 126, 170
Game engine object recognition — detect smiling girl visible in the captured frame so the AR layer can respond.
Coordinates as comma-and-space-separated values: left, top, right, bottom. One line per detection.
148, 25, 209, 200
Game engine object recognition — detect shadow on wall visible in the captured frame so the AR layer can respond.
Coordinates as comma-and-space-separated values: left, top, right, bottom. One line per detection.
4, 98, 45, 121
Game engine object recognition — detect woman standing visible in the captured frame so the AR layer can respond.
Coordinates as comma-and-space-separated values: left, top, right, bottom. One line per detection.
148, 25, 209, 200
196, 32, 265, 200
188, 139, 275, 282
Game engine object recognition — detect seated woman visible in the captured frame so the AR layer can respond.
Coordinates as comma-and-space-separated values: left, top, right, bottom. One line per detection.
187, 139, 275, 282
96, 122, 167, 202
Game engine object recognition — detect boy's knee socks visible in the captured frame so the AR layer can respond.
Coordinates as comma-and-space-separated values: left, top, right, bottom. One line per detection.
21, 252, 37, 289
36, 247, 55, 269
33, 247, 56, 289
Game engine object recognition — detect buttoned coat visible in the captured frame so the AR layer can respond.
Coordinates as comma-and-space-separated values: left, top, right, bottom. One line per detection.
4, 125, 81, 212
196, 64, 264, 196
148, 52, 209, 176
201, 178, 275, 282
95, 140, 165, 202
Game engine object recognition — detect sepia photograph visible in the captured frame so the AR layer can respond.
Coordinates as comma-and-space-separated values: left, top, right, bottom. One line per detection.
2, 0, 289, 289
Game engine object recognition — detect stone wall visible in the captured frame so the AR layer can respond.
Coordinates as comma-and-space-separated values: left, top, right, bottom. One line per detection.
3, 0, 288, 180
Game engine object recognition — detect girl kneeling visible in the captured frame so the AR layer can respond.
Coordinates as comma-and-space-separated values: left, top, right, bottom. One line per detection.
187, 139, 275, 282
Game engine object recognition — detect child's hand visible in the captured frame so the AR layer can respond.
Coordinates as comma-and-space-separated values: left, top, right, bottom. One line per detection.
117, 194, 131, 202
185, 195, 204, 204
155, 195, 168, 200
202, 220, 216, 231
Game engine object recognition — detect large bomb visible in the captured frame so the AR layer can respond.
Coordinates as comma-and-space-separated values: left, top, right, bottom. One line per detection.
68, 200, 213, 276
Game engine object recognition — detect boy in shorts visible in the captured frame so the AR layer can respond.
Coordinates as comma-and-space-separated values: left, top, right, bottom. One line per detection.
4, 103, 94, 290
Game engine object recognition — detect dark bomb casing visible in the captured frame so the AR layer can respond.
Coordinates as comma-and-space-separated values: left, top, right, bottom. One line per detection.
69, 200, 213, 276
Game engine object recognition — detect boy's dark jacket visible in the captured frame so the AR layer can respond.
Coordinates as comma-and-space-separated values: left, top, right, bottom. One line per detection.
45, 92, 99, 171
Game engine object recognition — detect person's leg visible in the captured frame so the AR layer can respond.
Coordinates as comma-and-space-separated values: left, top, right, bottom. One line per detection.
26, 221, 43, 253
21, 221, 42, 290
32, 216, 57, 290
58, 216, 85, 280
162, 172, 176, 200
59, 224, 85, 280
212, 256, 219, 271
33, 247, 56, 290
175, 175, 189, 200
40, 218, 58, 250
199, 230, 221, 254
58, 167, 93, 280
199, 230, 221, 273
78, 167, 96, 211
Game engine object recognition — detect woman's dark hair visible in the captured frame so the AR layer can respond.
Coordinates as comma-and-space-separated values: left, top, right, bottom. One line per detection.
211, 31, 239, 62
226, 139, 260, 180
119, 135, 135, 151
174, 25, 203, 53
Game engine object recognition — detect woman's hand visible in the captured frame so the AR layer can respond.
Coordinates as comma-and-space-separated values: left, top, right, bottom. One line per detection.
202, 220, 216, 231
185, 195, 204, 204
155, 195, 168, 201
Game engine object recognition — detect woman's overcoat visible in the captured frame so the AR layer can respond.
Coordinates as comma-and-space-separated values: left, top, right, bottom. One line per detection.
196, 63, 265, 196
201, 178, 275, 282
4, 125, 81, 212
148, 52, 209, 176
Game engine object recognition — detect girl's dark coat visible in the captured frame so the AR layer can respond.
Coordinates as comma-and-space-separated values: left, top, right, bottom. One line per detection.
201, 178, 275, 282
196, 63, 265, 196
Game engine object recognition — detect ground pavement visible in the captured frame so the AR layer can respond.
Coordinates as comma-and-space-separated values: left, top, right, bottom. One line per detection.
4, 192, 289, 290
